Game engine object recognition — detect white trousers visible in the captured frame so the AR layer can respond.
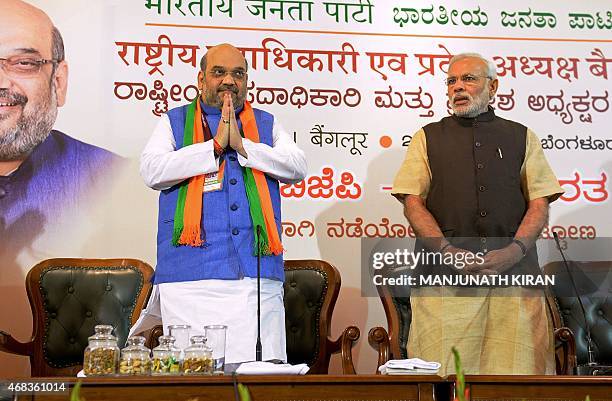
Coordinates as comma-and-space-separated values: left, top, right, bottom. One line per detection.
158, 278, 287, 364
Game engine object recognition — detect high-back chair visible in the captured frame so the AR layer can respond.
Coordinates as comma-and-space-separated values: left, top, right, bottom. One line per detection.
284, 259, 359, 374
544, 261, 611, 374
367, 277, 412, 369
0, 258, 153, 376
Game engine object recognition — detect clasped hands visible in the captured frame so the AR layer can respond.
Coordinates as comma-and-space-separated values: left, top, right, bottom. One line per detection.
214, 93, 246, 157
442, 242, 524, 275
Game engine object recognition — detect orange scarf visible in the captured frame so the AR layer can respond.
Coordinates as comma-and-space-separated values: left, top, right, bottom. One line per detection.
172, 98, 282, 255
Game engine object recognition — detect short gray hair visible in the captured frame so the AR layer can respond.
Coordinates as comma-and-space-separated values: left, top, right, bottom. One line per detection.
449, 53, 497, 79
51, 26, 64, 62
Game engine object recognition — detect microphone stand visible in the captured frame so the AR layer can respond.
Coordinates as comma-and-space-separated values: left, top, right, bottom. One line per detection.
552, 232, 600, 373
256, 225, 262, 362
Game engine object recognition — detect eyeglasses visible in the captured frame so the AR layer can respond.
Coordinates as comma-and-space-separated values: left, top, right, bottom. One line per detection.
208, 67, 247, 81
0, 56, 58, 78
445, 74, 492, 86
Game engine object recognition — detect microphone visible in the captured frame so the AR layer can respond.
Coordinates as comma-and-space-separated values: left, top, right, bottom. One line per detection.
551, 232, 610, 375
255, 225, 262, 362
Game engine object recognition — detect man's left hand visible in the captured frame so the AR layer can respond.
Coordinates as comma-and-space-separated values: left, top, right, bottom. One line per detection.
467, 243, 523, 275
227, 96, 247, 157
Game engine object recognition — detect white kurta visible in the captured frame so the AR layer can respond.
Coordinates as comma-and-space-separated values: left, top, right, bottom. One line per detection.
132, 110, 306, 364
140, 114, 307, 190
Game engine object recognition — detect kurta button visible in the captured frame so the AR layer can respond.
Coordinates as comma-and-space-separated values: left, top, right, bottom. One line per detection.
480, 237, 487, 243
69, 338, 76, 344
229, 155, 237, 162
479, 185, 486, 192
105, 285, 112, 291
229, 178, 237, 185
230, 204, 238, 211
598, 310, 604, 316
68, 287, 74, 294
477, 163, 484, 169
475, 142, 481, 148
307, 301, 314, 308
50, 312, 57, 318
291, 326, 298, 333
232, 228, 239, 235
0, 187, 6, 198
86, 311, 92, 317
290, 281, 297, 288
480, 210, 487, 217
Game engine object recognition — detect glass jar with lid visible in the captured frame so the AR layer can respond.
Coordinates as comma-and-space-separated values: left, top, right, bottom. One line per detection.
119, 336, 151, 375
83, 325, 120, 376
151, 335, 181, 375
183, 335, 213, 375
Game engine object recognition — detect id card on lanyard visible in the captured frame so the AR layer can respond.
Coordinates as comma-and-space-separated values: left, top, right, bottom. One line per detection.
203, 162, 225, 193
201, 109, 225, 193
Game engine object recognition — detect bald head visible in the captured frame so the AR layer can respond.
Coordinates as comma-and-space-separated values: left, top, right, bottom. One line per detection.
3, 0, 52, 23
1, 0, 64, 63
200, 43, 248, 73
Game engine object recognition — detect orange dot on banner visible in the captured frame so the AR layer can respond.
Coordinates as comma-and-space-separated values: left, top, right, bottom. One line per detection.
380, 136, 392, 148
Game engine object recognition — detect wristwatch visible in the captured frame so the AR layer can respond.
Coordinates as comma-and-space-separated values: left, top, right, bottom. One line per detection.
512, 239, 527, 257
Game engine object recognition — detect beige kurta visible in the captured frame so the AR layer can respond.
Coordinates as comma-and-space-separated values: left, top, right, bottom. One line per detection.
392, 127, 564, 375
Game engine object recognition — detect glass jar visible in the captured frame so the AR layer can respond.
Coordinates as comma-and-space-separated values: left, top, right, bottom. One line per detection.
119, 336, 151, 375
183, 336, 213, 375
83, 325, 120, 376
151, 335, 181, 375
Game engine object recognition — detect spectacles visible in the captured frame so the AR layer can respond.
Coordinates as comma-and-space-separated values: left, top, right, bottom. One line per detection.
445, 74, 492, 86
0, 56, 58, 78
208, 67, 247, 81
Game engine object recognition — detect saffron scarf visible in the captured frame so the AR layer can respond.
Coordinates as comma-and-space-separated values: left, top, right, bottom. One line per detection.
172, 98, 283, 256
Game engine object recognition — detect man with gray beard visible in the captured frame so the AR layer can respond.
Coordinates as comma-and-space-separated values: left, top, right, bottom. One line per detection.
0, 0, 120, 243
391, 53, 563, 375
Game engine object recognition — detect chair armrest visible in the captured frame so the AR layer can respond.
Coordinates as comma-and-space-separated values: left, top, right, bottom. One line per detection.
554, 326, 576, 375
368, 326, 390, 374
0, 330, 33, 357
141, 325, 163, 349
327, 325, 360, 374
340, 326, 359, 374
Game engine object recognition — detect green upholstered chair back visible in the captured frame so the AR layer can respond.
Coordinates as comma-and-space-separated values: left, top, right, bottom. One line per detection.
0, 258, 153, 377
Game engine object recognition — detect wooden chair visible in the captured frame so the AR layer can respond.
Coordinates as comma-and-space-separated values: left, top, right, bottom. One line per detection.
148, 259, 360, 374
367, 276, 411, 370
368, 280, 577, 375
0, 258, 153, 376
544, 261, 612, 375
284, 259, 359, 374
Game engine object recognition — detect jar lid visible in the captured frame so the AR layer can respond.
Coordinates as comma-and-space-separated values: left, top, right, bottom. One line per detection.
154, 335, 180, 351
126, 336, 146, 347
88, 324, 117, 342
185, 335, 212, 352
122, 336, 148, 352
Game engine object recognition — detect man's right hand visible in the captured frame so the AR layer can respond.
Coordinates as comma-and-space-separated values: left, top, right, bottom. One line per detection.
214, 93, 231, 149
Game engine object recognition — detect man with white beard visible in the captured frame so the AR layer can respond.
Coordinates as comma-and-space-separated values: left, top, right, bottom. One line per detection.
391, 53, 563, 375
0, 0, 120, 243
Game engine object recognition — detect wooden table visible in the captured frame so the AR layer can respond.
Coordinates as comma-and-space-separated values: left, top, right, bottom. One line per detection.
457, 375, 612, 400
7, 375, 612, 401
13, 375, 447, 401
